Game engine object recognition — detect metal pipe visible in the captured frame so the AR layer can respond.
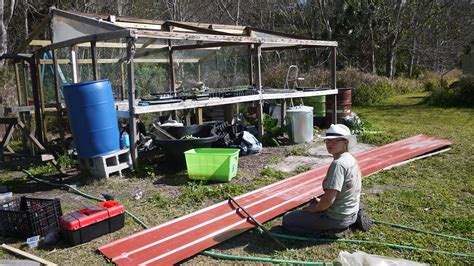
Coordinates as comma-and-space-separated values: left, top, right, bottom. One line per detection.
228, 195, 286, 249
70, 46, 78, 83
127, 37, 138, 166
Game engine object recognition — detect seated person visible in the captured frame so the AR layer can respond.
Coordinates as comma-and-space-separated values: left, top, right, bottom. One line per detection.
282, 124, 367, 237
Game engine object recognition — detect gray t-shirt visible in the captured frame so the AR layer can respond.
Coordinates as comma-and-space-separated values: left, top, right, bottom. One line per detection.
323, 152, 361, 220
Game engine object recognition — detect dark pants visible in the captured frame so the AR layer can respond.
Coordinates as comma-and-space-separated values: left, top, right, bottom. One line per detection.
282, 210, 357, 236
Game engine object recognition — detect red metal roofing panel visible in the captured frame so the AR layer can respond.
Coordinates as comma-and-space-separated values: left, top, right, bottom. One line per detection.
99, 134, 451, 265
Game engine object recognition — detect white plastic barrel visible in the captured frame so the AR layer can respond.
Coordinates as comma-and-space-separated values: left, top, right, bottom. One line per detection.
286, 105, 314, 144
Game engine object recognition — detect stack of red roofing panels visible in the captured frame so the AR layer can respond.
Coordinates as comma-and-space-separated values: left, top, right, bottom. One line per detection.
99, 134, 451, 265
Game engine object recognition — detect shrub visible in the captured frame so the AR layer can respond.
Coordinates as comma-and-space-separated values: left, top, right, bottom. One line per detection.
425, 75, 474, 107
353, 79, 395, 106
457, 75, 474, 107
336, 68, 398, 106
262, 114, 285, 146
393, 77, 424, 94
300, 68, 330, 88
262, 64, 288, 88
336, 68, 382, 89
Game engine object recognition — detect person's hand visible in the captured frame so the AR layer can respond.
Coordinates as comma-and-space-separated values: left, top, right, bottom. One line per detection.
302, 197, 320, 212
309, 196, 320, 204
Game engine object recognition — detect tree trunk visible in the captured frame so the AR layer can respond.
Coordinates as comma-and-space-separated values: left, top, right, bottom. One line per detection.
386, 41, 396, 79
369, 23, 376, 74
409, 36, 416, 77
0, 0, 7, 58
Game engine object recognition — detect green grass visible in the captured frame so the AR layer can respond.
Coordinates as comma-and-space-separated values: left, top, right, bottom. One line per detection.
1, 93, 472, 264
206, 93, 473, 264
349, 92, 474, 264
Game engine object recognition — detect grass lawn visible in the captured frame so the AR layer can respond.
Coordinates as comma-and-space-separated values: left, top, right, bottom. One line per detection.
198, 93, 474, 264
0, 93, 472, 264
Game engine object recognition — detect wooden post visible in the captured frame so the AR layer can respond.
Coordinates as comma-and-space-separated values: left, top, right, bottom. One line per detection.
254, 44, 264, 139
223, 104, 235, 123
120, 63, 126, 101
197, 63, 201, 82
14, 63, 28, 151
331, 46, 337, 124
166, 25, 179, 119
127, 37, 138, 166
14, 63, 22, 106
195, 108, 203, 124
36, 53, 47, 143
280, 99, 286, 127
29, 56, 44, 145
91, 41, 99, 80
22, 63, 29, 106
52, 49, 66, 149
248, 44, 254, 86
245, 28, 254, 86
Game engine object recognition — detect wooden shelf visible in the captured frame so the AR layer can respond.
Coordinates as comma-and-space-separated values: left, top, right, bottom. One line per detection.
115, 89, 337, 118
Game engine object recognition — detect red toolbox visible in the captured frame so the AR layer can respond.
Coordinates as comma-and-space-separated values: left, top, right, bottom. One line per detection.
59, 200, 125, 246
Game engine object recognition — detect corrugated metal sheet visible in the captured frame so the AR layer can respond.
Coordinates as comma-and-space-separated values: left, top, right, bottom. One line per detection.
99, 134, 452, 266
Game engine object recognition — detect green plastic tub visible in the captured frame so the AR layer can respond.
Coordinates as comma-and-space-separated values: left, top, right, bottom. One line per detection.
184, 148, 240, 182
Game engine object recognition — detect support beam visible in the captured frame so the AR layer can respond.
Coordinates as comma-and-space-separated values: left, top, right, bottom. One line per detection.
127, 38, 138, 166
22, 63, 28, 106
50, 17, 66, 148
36, 53, 47, 143
52, 49, 66, 149
29, 57, 44, 144
331, 46, 337, 124
254, 44, 264, 139
37, 29, 132, 54
120, 63, 126, 101
91, 41, 99, 80
163, 21, 240, 36
14, 63, 22, 105
280, 99, 286, 127
248, 44, 254, 86
223, 104, 235, 123
195, 108, 203, 125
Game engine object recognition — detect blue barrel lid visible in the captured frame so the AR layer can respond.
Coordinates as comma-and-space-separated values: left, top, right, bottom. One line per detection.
63, 79, 110, 88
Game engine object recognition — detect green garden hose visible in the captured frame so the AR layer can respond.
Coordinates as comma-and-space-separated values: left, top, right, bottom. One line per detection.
267, 230, 473, 258
21, 170, 336, 264
201, 250, 337, 265
372, 220, 474, 243
22, 170, 473, 263
21, 169, 148, 229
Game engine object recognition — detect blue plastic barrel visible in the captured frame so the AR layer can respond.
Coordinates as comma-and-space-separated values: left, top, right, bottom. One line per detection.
63, 79, 120, 158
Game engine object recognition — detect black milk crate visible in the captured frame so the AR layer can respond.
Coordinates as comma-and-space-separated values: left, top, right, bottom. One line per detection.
0, 196, 62, 238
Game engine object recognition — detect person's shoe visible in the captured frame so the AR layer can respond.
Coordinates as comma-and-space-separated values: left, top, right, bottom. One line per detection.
354, 208, 372, 232
320, 227, 351, 239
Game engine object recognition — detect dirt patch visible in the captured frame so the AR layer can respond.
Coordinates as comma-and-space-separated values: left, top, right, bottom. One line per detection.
269, 155, 325, 173
233, 146, 287, 183
270, 142, 376, 173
